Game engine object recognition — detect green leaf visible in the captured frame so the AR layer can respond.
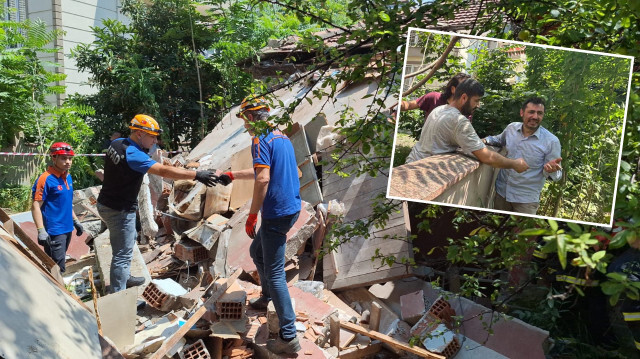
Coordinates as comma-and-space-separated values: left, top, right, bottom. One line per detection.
549, 220, 558, 232
592, 250, 606, 262
557, 234, 567, 269
378, 11, 390, 22
518, 228, 548, 236
567, 222, 582, 233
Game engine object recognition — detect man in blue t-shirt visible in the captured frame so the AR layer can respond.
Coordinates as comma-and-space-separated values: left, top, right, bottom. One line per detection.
224, 97, 302, 354
31, 142, 84, 272
98, 114, 231, 293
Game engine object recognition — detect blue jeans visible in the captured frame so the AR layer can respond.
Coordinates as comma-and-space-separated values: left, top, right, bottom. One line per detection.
44, 232, 71, 272
250, 212, 299, 339
97, 203, 137, 293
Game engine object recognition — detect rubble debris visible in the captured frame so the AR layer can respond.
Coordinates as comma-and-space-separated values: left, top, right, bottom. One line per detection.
92, 287, 138, 351
142, 278, 188, 311
169, 180, 206, 221
212, 229, 231, 278
216, 281, 247, 320
339, 320, 445, 359
178, 339, 211, 359
203, 180, 233, 218
294, 280, 324, 299
175, 238, 210, 263
183, 220, 224, 251
421, 324, 461, 359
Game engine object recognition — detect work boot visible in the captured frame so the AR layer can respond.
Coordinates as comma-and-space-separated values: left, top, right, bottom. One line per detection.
126, 276, 145, 288
266, 335, 301, 354
249, 296, 270, 310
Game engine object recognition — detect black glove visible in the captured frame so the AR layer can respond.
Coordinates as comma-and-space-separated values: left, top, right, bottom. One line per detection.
73, 219, 84, 236
216, 173, 233, 186
195, 170, 217, 187
37, 228, 50, 246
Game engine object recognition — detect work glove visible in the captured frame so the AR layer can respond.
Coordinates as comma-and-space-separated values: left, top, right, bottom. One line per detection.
246, 213, 258, 239
195, 170, 217, 187
37, 227, 50, 247
216, 172, 233, 186
73, 219, 84, 236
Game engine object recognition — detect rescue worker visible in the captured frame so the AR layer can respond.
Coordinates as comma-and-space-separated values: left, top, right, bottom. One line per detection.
97, 114, 231, 293
223, 97, 302, 354
31, 142, 84, 273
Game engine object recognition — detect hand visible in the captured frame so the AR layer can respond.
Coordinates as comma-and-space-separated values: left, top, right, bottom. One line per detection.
195, 170, 217, 187
73, 219, 84, 236
246, 213, 258, 239
37, 228, 50, 246
216, 172, 233, 186
513, 158, 529, 173
544, 157, 562, 173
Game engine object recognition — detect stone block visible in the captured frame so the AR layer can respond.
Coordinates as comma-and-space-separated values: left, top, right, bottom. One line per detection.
400, 289, 426, 325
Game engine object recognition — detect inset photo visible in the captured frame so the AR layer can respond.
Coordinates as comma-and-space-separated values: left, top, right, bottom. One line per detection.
387, 28, 634, 226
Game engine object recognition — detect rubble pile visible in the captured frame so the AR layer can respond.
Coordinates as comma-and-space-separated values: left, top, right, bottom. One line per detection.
0, 118, 550, 359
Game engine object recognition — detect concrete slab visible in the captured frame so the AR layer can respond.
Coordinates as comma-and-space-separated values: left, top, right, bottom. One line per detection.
93, 287, 137, 351
94, 230, 152, 296
0, 227, 102, 359
400, 289, 426, 325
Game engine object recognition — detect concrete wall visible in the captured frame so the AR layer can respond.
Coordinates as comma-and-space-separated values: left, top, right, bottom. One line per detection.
434, 160, 499, 208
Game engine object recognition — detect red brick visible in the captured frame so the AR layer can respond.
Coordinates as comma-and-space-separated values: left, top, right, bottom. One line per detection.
179, 339, 211, 359
142, 281, 172, 310
174, 239, 209, 263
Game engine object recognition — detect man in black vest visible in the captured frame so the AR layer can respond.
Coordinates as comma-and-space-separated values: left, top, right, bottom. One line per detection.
98, 114, 230, 293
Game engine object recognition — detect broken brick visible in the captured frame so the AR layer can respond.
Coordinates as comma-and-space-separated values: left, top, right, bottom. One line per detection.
174, 239, 209, 263
179, 339, 211, 359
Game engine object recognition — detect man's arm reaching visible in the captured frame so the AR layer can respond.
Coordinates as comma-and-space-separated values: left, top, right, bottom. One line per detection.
472, 147, 529, 173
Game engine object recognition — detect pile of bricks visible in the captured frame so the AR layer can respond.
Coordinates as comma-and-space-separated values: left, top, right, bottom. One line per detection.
179, 339, 211, 359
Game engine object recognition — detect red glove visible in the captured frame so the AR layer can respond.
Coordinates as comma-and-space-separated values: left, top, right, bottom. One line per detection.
246, 213, 258, 239
224, 171, 234, 180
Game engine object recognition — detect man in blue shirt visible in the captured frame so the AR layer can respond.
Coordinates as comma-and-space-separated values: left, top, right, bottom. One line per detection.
223, 97, 302, 354
484, 97, 562, 214
31, 142, 84, 272
98, 114, 230, 293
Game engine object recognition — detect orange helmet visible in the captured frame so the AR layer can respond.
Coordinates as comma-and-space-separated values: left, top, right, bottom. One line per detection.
236, 96, 270, 118
49, 142, 75, 156
129, 114, 162, 136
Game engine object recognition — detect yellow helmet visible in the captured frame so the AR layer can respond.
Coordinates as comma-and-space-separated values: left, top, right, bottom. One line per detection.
129, 114, 162, 136
237, 96, 270, 118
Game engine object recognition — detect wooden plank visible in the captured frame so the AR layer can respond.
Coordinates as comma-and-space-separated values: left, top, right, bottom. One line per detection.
370, 302, 382, 332
339, 341, 383, 359
230, 146, 254, 209
330, 315, 340, 348
149, 268, 241, 359
339, 321, 446, 359
0, 207, 57, 270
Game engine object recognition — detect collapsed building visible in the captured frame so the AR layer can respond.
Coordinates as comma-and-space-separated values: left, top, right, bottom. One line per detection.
0, 72, 548, 359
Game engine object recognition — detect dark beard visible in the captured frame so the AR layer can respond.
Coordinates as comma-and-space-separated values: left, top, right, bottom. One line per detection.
460, 100, 474, 117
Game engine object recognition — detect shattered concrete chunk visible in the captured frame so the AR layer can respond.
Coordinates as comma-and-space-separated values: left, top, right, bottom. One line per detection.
294, 280, 325, 299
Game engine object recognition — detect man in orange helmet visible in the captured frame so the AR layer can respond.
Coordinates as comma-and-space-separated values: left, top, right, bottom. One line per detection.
222, 97, 302, 354
31, 142, 83, 272
98, 114, 231, 293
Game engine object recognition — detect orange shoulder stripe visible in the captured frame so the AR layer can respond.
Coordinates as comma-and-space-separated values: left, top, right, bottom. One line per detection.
33, 172, 51, 201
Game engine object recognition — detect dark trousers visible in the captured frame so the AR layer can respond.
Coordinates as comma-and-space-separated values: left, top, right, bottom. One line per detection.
44, 232, 72, 272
